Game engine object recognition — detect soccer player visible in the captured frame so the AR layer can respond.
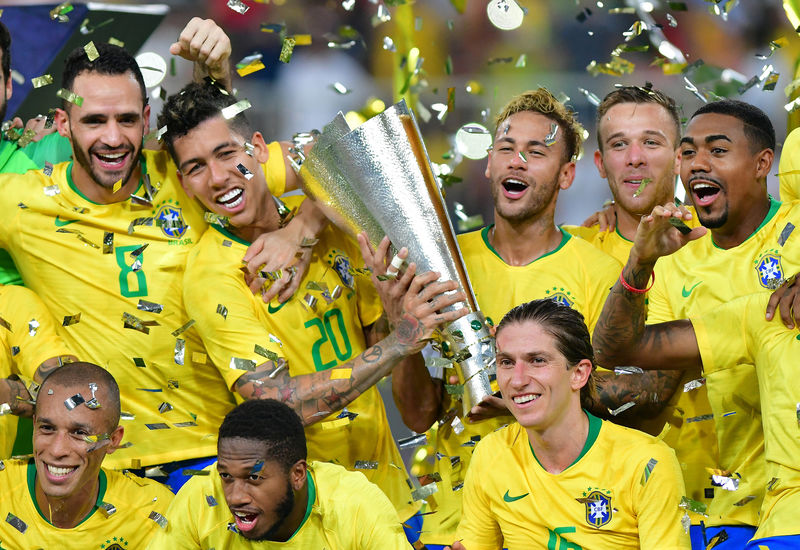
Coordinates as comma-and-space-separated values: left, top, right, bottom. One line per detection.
594, 204, 800, 549
147, 399, 409, 549
452, 299, 689, 550
0, 362, 173, 547
158, 81, 468, 528
0, 284, 75, 458
376, 88, 668, 549
0, 22, 316, 487
779, 126, 800, 202
593, 99, 800, 549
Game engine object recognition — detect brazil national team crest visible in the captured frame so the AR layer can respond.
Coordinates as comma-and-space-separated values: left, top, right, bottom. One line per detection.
754, 250, 783, 289
582, 488, 613, 528
98, 536, 127, 549
543, 287, 574, 308
154, 200, 188, 239
326, 249, 354, 289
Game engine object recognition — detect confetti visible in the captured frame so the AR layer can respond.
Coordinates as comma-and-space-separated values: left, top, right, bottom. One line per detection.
445, 384, 464, 396
609, 402, 635, 416
614, 366, 644, 375
411, 483, 439, 501
49, 2, 73, 22
778, 223, 795, 247
372, 4, 391, 26
174, 339, 185, 366
236, 59, 265, 77
65, 393, 85, 410
99, 502, 116, 517
683, 378, 706, 392
62, 313, 81, 326
237, 163, 254, 180
632, 177, 651, 198
149, 511, 168, 528
706, 531, 729, 549
171, 320, 196, 337
122, 312, 158, 334
206, 495, 218, 506
354, 460, 378, 470
32, 74, 53, 88
679, 496, 708, 516
767, 477, 780, 491
221, 100, 251, 120
204, 212, 230, 227
382, 36, 396, 52
337, 408, 358, 420
0, 317, 10, 331
84, 41, 99, 61
158, 402, 173, 414
733, 495, 756, 506
127, 217, 153, 234
57, 88, 83, 106
145, 423, 170, 430
5, 513, 27, 534
230, 357, 257, 371
711, 474, 740, 491
451, 416, 465, 435
28, 319, 39, 336
398, 434, 428, 448
133, 357, 146, 368
226, 0, 250, 14
138, 300, 163, 314
280, 37, 296, 63
668, 217, 692, 235
486, 0, 525, 31
686, 414, 714, 423
44, 184, 61, 196
254, 344, 279, 362
0, 403, 11, 416
102, 232, 114, 254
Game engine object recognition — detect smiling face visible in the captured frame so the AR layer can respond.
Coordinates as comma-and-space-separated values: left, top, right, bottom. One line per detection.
496, 321, 591, 433
173, 116, 272, 230
679, 112, 772, 231
0, 47, 10, 122
486, 111, 575, 225
595, 102, 678, 217
33, 382, 123, 502
55, 71, 148, 194
217, 438, 306, 542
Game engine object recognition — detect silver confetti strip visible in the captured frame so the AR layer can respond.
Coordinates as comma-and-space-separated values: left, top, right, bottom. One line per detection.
44, 184, 60, 196
127, 217, 153, 234
43, 162, 54, 176
711, 474, 740, 491
174, 338, 185, 366
687, 414, 714, 423
451, 416, 465, 435
28, 319, 39, 336
148, 510, 168, 528
5, 513, 27, 533
230, 357, 257, 371
683, 378, 706, 392
99, 502, 116, 517
221, 99, 251, 120
65, 393, 85, 410
778, 223, 795, 247
614, 366, 644, 375
254, 344, 279, 362
544, 122, 559, 146
173, 421, 198, 428
411, 483, 438, 501
138, 300, 163, 314
236, 163, 254, 180
158, 402, 173, 414
354, 460, 379, 470
0, 403, 11, 416
216, 304, 228, 319
226, 0, 249, 15
398, 433, 428, 448
145, 423, 170, 430
609, 402, 636, 416
102, 232, 114, 254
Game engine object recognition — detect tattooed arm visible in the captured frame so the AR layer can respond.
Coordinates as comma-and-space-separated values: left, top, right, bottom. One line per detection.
0, 354, 78, 417
235, 270, 468, 426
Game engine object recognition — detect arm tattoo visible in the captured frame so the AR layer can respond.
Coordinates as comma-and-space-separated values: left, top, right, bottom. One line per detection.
395, 314, 423, 347
593, 369, 682, 419
1, 376, 34, 417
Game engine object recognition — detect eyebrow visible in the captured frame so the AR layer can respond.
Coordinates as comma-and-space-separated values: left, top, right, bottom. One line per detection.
78, 111, 140, 123
605, 129, 666, 142
36, 417, 94, 432
495, 136, 548, 148
178, 141, 239, 172
680, 134, 732, 146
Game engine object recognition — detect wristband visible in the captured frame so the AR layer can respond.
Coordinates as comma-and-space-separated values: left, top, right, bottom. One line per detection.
619, 271, 654, 294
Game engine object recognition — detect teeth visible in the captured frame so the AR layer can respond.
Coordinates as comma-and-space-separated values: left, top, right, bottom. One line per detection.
692, 183, 717, 191
218, 189, 243, 204
505, 178, 527, 186
513, 394, 539, 404
47, 464, 76, 476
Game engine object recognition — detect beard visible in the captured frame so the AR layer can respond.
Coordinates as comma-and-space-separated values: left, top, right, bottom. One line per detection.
695, 204, 728, 229
491, 176, 559, 225
246, 481, 295, 542
70, 128, 140, 190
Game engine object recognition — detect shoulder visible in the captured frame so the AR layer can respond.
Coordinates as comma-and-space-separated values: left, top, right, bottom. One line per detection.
561, 233, 621, 270
472, 422, 518, 460
457, 228, 492, 258
141, 149, 178, 177
597, 420, 677, 463
0, 458, 29, 485
104, 468, 175, 504
561, 224, 601, 241
311, 462, 390, 510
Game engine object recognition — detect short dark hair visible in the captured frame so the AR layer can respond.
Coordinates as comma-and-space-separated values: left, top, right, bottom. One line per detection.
218, 399, 306, 472
596, 86, 681, 151
61, 41, 147, 110
0, 22, 10, 81
497, 299, 597, 406
36, 362, 121, 430
691, 99, 775, 153
158, 81, 253, 164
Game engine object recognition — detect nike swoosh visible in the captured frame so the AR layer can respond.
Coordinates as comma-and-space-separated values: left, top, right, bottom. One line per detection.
54, 216, 78, 227
503, 490, 529, 503
267, 300, 287, 314
681, 281, 702, 298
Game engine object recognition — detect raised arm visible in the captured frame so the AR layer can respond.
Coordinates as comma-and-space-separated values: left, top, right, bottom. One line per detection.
170, 18, 232, 90
234, 270, 467, 426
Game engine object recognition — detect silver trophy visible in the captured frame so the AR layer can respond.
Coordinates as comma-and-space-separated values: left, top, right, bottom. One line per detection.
291, 100, 495, 416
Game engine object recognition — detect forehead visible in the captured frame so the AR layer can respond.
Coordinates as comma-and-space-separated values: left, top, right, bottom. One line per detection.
69, 70, 144, 112
497, 321, 557, 353
496, 111, 567, 156
599, 102, 674, 134
684, 112, 745, 140
35, 383, 107, 426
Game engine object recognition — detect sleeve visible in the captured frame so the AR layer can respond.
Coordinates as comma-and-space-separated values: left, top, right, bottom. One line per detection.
779, 128, 800, 202
582, 252, 621, 335
183, 242, 282, 391
263, 141, 287, 197
145, 477, 203, 550
352, 475, 411, 550
456, 440, 503, 550
690, 297, 758, 376
3, 286, 73, 379
644, 264, 675, 324
20, 133, 73, 169
634, 442, 692, 550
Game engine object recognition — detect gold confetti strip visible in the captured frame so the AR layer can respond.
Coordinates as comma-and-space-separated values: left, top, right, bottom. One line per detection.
633, 178, 652, 198
291, 34, 311, 45
122, 312, 159, 334
254, 344, 279, 362
204, 212, 229, 227
171, 320, 195, 337
236, 60, 265, 77
679, 496, 708, 515
733, 495, 756, 506
102, 232, 114, 254
108, 37, 124, 47
137, 299, 163, 314
62, 313, 81, 326
192, 352, 207, 364
49, 2, 73, 21
279, 37, 296, 63
230, 357, 257, 371
57, 88, 83, 106
84, 41, 99, 61
640, 458, 658, 486
32, 74, 53, 88
127, 216, 153, 234
221, 99, 251, 120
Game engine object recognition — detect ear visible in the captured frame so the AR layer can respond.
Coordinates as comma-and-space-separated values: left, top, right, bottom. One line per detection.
55, 108, 70, 138
250, 131, 270, 164
5, 73, 12, 100
105, 426, 125, 455
485, 150, 494, 180
289, 459, 308, 492
673, 148, 682, 175
558, 161, 576, 191
593, 149, 607, 178
754, 148, 774, 181
142, 104, 151, 136
570, 359, 593, 392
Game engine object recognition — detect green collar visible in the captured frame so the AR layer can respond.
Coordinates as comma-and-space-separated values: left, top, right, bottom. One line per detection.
211, 223, 251, 247
286, 470, 316, 541
26, 460, 107, 528
711, 195, 780, 249
614, 224, 633, 243
528, 410, 602, 471
65, 157, 146, 205
481, 225, 571, 266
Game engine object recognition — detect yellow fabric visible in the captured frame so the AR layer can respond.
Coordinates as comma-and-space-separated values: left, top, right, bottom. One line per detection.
184, 195, 415, 521
647, 198, 800, 527
0, 147, 286, 470
0, 458, 173, 549
457, 421, 690, 550
263, 141, 287, 196
419, 227, 621, 545
692, 293, 800, 539
0, 285, 72, 458
146, 461, 409, 550
779, 127, 800, 202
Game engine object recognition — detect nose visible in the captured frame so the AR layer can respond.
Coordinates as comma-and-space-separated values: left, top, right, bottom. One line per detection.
509, 360, 528, 388
48, 431, 72, 459
626, 141, 645, 167
208, 159, 228, 187
507, 148, 527, 170
102, 121, 124, 148
226, 479, 252, 508
688, 148, 710, 173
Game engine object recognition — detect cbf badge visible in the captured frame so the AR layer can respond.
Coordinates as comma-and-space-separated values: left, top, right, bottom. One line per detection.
154, 202, 188, 239
583, 490, 612, 528
326, 249, 354, 289
754, 251, 784, 289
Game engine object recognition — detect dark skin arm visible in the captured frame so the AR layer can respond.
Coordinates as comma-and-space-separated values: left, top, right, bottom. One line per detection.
234, 271, 467, 426
1, 354, 78, 417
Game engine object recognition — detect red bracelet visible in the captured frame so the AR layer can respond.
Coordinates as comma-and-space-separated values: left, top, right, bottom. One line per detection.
619, 271, 655, 294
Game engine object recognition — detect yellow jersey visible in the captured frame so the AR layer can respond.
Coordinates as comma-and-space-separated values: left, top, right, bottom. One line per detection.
419, 227, 621, 546
0, 150, 237, 470
458, 415, 690, 550
183, 194, 415, 521
648, 198, 800, 527
0, 285, 72, 458
692, 293, 800, 539
0, 458, 173, 550
779, 127, 800, 202
146, 461, 409, 550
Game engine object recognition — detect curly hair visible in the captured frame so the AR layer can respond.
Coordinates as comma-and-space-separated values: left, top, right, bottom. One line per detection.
494, 88, 584, 163
158, 81, 253, 164
218, 399, 307, 473
596, 86, 681, 151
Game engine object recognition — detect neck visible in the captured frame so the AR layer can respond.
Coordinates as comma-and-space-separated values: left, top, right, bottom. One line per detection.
490, 212, 563, 266
34, 475, 99, 529
525, 406, 589, 474
273, 483, 309, 542
71, 163, 142, 205
230, 191, 283, 244
711, 195, 771, 249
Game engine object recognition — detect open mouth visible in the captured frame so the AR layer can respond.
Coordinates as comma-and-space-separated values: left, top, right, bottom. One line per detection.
233, 511, 259, 532
690, 181, 721, 207
93, 150, 130, 171
512, 393, 540, 405
217, 188, 244, 211
501, 178, 528, 198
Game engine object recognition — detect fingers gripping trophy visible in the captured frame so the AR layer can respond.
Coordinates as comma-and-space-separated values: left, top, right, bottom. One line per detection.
289, 101, 496, 416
